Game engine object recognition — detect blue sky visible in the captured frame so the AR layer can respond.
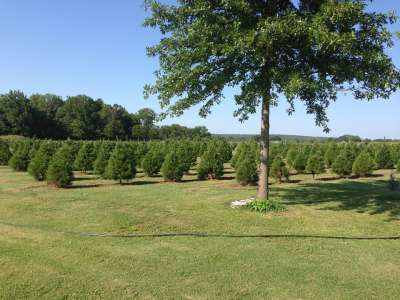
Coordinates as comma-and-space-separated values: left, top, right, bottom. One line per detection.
0, 0, 399, 139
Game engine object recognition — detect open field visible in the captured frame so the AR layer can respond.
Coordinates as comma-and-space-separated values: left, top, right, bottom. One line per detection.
0, 166, 399, 299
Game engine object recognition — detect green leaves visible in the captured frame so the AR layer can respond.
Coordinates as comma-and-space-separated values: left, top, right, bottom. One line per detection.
145, 0, 400, 131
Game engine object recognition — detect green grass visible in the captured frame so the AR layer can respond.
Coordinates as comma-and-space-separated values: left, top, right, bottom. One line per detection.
0, 166, 399, 299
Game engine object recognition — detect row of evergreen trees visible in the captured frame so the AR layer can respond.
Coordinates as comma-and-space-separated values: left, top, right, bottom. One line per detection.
231, 141, 400, 185
0, 138, 233, 187
1, 138, 399, 188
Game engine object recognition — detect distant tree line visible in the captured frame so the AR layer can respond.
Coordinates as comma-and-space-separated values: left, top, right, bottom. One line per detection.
0, 90, 211, 140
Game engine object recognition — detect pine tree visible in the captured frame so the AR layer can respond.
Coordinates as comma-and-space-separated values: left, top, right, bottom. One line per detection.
213, 139, 232, 163
0, 140, 11, 165
141, 147, 164, 176
8, 140, 32, 171
28, 141, 58, 181
231, 142, 247, 168
235, 154, 258, 186
286, 146, 298, 170
29, 140, 41, 160
352, 150, 375, 177
306, 152, 325, 178
375, 144, 394, 169
46, 144, 74, 188
270, 156, 288, 184
175, 142, 195, 173
197, 146, 224, 180
293, 151, 307, 174
161, 151, 185, 182
106, 143, 136, 184
94, 141, 115, 178
324, 143, 338, 168
332, 146, 354, 177
74, 142, 96, 173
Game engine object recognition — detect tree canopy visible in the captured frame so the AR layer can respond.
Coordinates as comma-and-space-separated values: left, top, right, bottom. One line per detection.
0, 90, 211, 140
144, 0, 400, 199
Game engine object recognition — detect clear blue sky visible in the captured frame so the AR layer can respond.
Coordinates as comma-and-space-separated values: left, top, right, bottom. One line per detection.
0, 0, 399, 139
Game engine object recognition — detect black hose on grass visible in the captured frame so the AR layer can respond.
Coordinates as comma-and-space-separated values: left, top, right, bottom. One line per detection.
0, 220, 399, 240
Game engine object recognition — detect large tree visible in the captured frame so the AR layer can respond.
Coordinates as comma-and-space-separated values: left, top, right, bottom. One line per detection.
56, 95, 103, 140
144, 0, 400, 199
30, 93, 65, 138
0, 91, 34, 136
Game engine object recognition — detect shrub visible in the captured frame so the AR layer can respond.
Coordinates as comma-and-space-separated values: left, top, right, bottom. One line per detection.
0, 140, 11, 165
397, 159, 400, 173
46, 144, 74, 188
197, 148, 224, 180
306, 152, 325, 178
106, 143, 136, 184
235, 154, 259, 186
8, 140, 32, 171
94, 141, 115, 178
141, 147, 164, 176
352, 151, 375, 177
246, 200, 286, 213
74, 142, 96, 173
28, 141, 58, 181
161, 151, 185, 182
270, 156, 288, 184
375, 144, 394, 169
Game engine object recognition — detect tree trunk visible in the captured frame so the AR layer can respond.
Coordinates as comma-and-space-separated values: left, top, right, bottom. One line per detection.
257, 93, 270, 200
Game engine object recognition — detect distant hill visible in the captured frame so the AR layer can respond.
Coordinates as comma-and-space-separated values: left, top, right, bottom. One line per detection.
213, 133, 332, 142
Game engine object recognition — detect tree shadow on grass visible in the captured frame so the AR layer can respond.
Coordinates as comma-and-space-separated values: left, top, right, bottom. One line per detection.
73, 176, 97, 181
68, 184, 101, 189
275, 180, 400, 221
122, 181, 160, 186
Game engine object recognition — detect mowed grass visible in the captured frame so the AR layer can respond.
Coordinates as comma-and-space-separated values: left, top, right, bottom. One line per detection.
0, 166, 399, 299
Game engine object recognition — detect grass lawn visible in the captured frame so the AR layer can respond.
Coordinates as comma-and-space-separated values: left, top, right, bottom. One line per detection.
0, 165, 399, 299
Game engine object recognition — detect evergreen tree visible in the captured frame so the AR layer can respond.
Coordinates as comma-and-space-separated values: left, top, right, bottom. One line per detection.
28, 141, 58, 181
293, 151, 307, 174
332, 146, 354, 177
352, 150, 375, 177
46, 144, 74, 188
0, 140, 11, 165
324, 143, 338, 168
235, 154, 258, 186
74, 142, 96, 173
94, 141, 115, 178
391, 144, 400, 166
375, 144, 394, 169
231, 142, 247, 169
105, 143, 136, 184
306, 152, 325, 178
206, 139, 232, 163
141, 147, 164, 176
161, 151, 185, 182
270, 156, 288, 184
174, 142, 194, 173
8, 140, 31, 171
197, 147, 224, 180
286, 146, 298, 170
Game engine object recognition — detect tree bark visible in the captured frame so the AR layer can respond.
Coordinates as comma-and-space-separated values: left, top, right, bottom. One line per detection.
257, 92, 270, 200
